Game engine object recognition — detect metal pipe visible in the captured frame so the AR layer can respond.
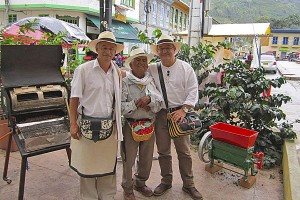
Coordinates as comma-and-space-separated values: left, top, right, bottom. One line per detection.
105, 0, 112, 31
18, 157, 27, 200
201, 0, 205, 39
2, 131, 12, 183
99, 0, 105, 33
187, 0, 193, 46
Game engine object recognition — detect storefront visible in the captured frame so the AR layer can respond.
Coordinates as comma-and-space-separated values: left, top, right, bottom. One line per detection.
85, 14, 140, 55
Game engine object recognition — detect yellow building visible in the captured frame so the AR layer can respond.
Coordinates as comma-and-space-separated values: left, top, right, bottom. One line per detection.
261, 29, 300, 59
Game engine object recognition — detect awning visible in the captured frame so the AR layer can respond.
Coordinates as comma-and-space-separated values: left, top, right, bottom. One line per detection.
279, 47, 289, 52
86, 14, 140, 43
207, 23, 271, 37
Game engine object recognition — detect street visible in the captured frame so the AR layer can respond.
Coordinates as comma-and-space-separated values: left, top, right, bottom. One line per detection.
266, 62, 300, 165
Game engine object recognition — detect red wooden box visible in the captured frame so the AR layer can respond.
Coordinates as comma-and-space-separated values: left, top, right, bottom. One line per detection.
209, 122, 258, 149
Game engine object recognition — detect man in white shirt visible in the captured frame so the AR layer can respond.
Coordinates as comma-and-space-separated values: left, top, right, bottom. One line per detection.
148, 34, 203, 200
69, 31, 123, 200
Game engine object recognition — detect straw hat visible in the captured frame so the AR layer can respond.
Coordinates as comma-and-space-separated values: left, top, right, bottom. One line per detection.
87, 31, 124, 54
124, 48, 154, 68
150, 34, 182, 56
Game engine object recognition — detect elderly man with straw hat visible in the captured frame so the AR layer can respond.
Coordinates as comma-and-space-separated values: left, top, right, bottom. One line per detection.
69, 31, 123, 200
121, 47, 163, 200
148, 34, 203, 200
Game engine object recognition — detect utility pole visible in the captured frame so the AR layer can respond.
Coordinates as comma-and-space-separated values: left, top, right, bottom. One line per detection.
4, 0, 10, 26
99, 0, 112, 33
105, 0, 112, 31
144, 0, 151, 35
99, 0, 105, 33
188, 0, 203, 46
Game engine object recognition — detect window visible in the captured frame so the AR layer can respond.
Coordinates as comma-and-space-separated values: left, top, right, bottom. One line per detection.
179, 12, 182, 29
170, 7, 174, 28
175, 9, 178, 23
293, 37, 299, 45
272, 37, 278, 45
184, 14, 187, 30
56, 15, 79, 26
121, 0, 135, 8
152, 0, 157, 25
8, 14, 17, 23
39, 14, 49, 17
160, 3, 164, 27
282, 37, 288, 45
166, 6, 170, 28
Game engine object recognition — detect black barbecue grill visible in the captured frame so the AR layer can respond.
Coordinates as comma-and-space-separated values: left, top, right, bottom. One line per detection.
1, 45, 71, 200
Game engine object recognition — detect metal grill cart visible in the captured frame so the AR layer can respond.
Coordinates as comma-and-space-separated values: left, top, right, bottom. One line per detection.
204, 122, 264, 188
1, 45, 71, 200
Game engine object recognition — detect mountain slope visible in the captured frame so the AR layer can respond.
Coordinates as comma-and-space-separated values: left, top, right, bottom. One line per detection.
209, 0, 300, 24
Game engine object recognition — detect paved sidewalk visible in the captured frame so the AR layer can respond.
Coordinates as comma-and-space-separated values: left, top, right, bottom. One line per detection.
2, 61, 299, 200
277, 61, 300, 80
276, 61, 300, 200
0, 144, 283, 200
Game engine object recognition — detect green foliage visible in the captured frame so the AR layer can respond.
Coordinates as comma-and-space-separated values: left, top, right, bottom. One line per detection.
137, 29, 162, 62
195, 57, 297, 168
256, 14, 300, 29
137, 28, 162, 45
177, 42, 224, 84
210, 0, 300, 27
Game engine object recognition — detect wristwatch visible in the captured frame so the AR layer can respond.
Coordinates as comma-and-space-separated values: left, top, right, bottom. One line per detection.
182, 107, 189, 113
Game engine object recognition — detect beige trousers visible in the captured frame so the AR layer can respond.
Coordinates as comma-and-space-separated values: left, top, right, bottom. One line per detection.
121, 121, 155, 193
80, 175, 116, 200
155, 109, 195, 188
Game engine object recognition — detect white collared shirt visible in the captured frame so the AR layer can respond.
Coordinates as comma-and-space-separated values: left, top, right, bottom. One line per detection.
71, 59, 114, 118
148, 59, 198, 109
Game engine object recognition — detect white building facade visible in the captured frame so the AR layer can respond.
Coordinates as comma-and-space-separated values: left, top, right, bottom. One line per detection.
0, 0, 140, 55
133, 0, 190, 37
0, 0, 190, 54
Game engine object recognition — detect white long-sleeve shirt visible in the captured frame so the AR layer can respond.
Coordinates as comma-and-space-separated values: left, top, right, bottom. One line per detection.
148, 59, 198, 109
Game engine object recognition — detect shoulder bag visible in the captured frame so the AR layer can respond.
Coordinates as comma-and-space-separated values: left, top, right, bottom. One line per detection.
80, 107, 114, 143
157, 62, 202, 138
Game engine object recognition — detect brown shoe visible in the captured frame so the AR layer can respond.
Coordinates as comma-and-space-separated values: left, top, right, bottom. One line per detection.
123, 192, 136, 200
133, 185, 153, 197
153, 183, 172, 196
182, 187, 203, 200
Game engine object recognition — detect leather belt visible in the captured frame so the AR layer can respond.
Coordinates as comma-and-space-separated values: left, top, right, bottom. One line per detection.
126, 118, 151, 123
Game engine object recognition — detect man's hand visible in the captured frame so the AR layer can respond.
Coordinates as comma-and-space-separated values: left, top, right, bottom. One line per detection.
70, 123, 81, 140
121, 69, 127, 78
171, 109, 186, 122
135, 96, 151, 108
143, 106, 151, 112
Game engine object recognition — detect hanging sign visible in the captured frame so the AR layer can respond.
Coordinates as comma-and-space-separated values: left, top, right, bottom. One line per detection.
115, 13, 126, 23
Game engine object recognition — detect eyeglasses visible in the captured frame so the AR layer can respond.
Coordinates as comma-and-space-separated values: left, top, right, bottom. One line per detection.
157, 47, 174, 52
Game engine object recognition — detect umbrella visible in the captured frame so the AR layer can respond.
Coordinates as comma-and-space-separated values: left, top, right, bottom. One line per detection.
2, 17, 90, 43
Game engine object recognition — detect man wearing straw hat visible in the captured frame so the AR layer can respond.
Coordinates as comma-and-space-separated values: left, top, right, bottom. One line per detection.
69, 31, 123, 200
148, 34, 203, 200
121, 47, 163, 200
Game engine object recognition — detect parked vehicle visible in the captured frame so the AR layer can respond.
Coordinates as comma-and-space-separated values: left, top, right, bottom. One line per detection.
260, 54, 277, 73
